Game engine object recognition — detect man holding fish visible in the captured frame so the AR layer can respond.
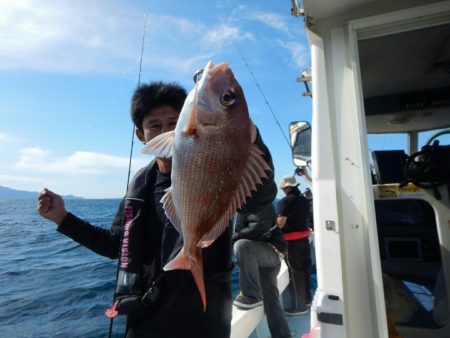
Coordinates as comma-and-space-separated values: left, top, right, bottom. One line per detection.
37, 61, 277, 338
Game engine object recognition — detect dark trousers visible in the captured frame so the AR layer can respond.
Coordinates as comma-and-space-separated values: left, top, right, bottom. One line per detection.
285, 237, 311, 311
234, 239, 291, 338
125, 270, 232, 338
260, 266, 292, 338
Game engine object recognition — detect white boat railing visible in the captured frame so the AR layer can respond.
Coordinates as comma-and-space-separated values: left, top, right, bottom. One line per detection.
230, 260, 290, 338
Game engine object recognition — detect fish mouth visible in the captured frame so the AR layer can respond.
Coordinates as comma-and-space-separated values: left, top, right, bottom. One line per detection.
196, 61, 232, 89
204, 61, 230, 79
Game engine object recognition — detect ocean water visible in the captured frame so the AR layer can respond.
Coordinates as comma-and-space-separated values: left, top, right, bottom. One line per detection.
0, 198, 240, 338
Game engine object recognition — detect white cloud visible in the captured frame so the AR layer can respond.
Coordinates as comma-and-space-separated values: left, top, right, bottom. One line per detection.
0, 146, 151, 197
152, 52, 215, 75
0, 132, 8, 142
15, 147, 148, 176
278, 40, 310, 68
155, 14, 200, 35
202, 24, 239, 47
0, 131, 23, 149
0, 1, 287, 76
251, 12, 289, 33
202, 24, 254, 49
0, 173, 43, 187
0, 131, 17, 142
18, 147, 50, 160
0, 0, 140, 73
0, 0, 210, 74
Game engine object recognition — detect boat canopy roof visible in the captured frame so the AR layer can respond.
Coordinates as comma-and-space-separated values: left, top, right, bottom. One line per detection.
361, 22, 450, 134
303, 0, 375, 20
303, 0, 450, 134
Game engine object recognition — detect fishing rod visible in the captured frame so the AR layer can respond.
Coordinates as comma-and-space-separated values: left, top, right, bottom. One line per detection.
125, 14, 149, 195
233, 40, 291, 149
107, 13, 149, 338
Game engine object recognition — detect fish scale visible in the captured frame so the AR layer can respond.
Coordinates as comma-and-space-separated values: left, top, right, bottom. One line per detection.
174, 132, 245, 239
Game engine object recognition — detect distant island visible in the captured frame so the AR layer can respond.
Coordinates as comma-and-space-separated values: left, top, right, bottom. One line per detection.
0, 186, 82, 199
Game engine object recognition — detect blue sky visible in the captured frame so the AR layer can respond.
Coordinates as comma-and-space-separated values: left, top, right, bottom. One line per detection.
0, 0, 312, 198
1, 0, 448, 199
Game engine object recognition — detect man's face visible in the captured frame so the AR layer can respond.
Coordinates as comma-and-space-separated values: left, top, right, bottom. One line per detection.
138, 105, 180, 144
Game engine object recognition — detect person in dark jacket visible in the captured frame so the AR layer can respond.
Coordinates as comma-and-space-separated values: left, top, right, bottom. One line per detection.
304, 187, 314, 230
277, 175, 312, 316
36, 81, 235, 338
232, 140, 292, 338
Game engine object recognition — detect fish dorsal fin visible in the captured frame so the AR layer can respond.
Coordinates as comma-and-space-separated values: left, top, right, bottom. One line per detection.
197, 144, 271, 248
141, 131, 175, 158
161, 187, 183, 234
231, 143, 271, 209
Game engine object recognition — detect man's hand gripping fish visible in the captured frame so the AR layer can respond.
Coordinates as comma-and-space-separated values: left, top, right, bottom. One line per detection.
142, 61, 271, 310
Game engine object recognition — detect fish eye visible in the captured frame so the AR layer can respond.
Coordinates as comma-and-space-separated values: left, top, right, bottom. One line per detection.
220, 89, 236, 108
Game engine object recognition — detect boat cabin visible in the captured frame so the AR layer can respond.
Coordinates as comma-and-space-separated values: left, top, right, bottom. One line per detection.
289, 0, 450, 337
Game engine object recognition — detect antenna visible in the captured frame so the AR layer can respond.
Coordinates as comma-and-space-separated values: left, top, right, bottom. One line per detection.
233, 40, 291, 148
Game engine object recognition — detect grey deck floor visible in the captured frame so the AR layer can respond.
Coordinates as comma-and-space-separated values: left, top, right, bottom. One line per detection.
287, 312, 310, 337
248, 311, 310, 338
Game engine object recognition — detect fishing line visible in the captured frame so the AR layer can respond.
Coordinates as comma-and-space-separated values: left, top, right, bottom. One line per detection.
108, 13, 149, 338
233, 40, 291, 148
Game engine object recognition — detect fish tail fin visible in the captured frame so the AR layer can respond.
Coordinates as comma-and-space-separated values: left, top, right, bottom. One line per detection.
163, 248, 207, 311
163, 247, 190, 271
190, 254, 206, 311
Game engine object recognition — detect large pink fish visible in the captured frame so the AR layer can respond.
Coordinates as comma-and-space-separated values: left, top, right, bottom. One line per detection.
142, 61, 271, 310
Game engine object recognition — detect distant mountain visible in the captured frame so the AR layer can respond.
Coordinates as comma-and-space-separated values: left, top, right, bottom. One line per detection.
0, 186, 82, 199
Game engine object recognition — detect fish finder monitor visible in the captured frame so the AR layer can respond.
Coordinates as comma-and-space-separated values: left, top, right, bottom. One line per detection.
372, 150, 408, 184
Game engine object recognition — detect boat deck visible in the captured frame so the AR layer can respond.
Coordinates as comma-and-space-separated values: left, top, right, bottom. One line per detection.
231, 261, 311, 338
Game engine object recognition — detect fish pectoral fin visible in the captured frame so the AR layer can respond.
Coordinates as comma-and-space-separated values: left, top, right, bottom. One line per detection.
161, 188, 183, 234
141, 131, 175, 158
230, 143, 272, 211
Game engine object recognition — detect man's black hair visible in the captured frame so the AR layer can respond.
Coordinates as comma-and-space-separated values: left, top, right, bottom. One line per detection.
131, 81, 187, 131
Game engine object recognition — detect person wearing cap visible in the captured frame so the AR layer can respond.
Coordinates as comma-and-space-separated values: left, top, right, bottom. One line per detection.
276, 175, 312, 315
304, 187, 312, 200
